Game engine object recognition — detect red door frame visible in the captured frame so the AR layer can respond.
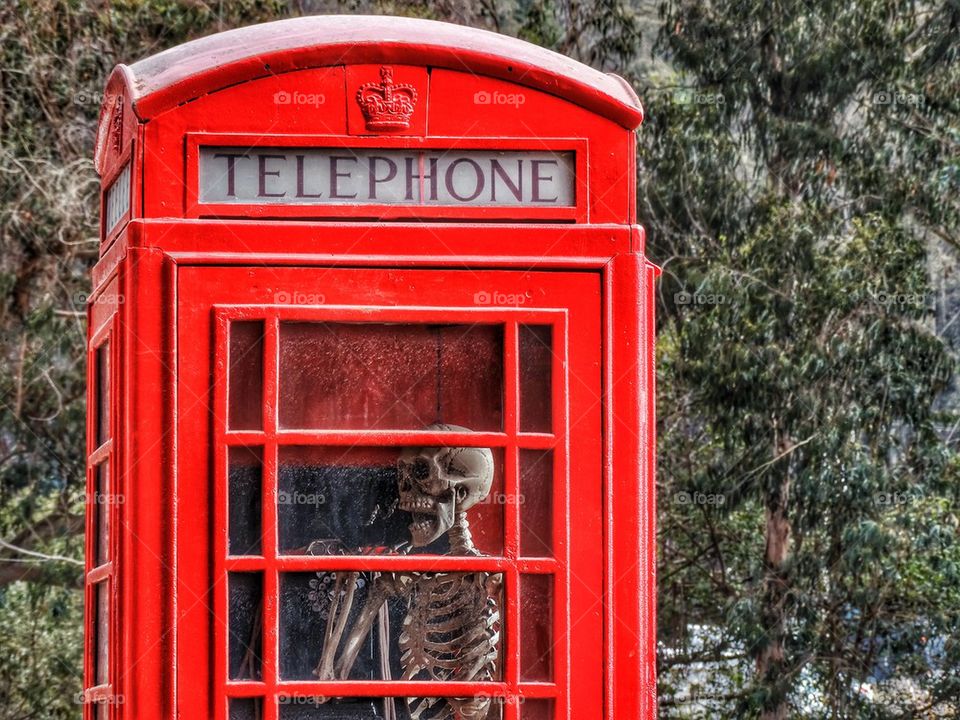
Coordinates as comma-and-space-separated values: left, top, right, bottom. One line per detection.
175, 266, 603, 720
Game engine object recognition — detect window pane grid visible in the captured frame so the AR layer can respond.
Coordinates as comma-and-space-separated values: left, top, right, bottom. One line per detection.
86, 332, 115, 719
217, 312, 564, 720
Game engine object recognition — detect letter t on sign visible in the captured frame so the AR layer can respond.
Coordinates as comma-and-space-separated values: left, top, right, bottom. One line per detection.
213, 153, 248, 197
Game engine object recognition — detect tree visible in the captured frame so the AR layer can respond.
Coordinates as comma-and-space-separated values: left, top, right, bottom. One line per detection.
645, 0, 959, 716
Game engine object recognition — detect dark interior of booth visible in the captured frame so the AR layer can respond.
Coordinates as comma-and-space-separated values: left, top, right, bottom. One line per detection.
225, 320, 557, 719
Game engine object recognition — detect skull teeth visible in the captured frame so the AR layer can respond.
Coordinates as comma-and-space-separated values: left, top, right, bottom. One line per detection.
411, 518, 435, 533
399, 499, 437, 512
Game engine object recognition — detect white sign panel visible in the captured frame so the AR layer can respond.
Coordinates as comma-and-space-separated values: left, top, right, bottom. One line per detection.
199, 147, 575, 207
105, 161, 131, 234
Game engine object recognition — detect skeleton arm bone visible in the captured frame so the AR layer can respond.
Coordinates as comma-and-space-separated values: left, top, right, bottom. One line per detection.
333, 579, 390, 680
314, 571, 360, 681
314, 572, 407, 681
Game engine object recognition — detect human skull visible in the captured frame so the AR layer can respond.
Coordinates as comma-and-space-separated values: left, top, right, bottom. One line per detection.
397, 424, 494, 547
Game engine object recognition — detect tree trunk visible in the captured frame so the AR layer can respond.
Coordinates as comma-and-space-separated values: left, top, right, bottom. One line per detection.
757, 431, 792, 720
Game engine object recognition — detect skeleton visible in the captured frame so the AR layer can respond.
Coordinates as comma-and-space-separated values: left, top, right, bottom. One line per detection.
313, 425, 501, 720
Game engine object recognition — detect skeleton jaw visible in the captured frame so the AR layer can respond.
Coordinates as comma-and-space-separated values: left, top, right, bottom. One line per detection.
401, 496, 455, 547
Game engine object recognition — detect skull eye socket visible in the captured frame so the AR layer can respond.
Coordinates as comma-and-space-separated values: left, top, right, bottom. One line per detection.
412, 458, 431, 482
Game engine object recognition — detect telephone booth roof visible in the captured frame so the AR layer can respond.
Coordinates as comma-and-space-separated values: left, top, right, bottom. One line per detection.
114, 15, 643, 127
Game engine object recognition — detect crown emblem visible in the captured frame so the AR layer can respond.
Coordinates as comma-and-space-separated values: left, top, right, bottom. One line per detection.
356, 66, 417, 131
110, 95, 124, 153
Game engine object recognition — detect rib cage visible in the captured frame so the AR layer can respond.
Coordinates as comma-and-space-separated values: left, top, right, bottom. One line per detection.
399, 571, 501, 720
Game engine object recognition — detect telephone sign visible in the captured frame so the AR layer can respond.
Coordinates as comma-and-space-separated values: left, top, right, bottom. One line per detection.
198, 146, 576, 206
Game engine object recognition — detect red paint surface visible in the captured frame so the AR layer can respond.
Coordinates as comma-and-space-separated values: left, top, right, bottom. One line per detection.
86, 15, 656, 720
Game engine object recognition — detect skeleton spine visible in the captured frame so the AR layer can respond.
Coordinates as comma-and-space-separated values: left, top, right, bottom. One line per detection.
448, 511, 476, 555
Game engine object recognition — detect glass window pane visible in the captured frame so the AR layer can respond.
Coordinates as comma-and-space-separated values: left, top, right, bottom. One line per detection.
229, 321, 264, 430
519, 325, 552, 433
280, 571, 503, 683
95, 461, 110, 565
278, 446, 503, 557
229, 573, 263, 680
521, 699, 554, 720
96, 342, 110, 445
229, 447, 262, 556
95, 581, 109, 685
230, 698, 263, 720
279, 323, 503, 431
520, 574, 553, 681
278, 697, 503, 719
519, 450, 553, 558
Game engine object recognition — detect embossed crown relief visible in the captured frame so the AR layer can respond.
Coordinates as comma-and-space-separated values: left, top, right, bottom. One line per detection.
110, 95, 124, 154
356, 65, 417, 131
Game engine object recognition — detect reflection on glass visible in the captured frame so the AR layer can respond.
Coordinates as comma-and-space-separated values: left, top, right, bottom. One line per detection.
229, 447, 262, 556
519, 325, 552, 433
277, 697, 503, 720
521, 699, 554, 720
279, 323, 503, 431
519, 450, 553, 558
280, 570, 503, 689
278, 445, 503, 557
230, 698, 263, 720
95, 461, 110, 566
96, 342, 110, 445
229, 573, 263, 680
229, 321, 264, 430
520, 574, 553, 681
96, 581, 109, 685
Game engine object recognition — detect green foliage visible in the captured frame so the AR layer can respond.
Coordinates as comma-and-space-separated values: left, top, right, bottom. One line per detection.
0, 584, 82, 719
647, 0, 959, 716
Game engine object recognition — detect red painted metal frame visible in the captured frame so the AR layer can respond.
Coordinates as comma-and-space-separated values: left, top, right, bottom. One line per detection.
87, 221, 655, 720
88, 228, 654, 720
131, 58, 636, 224
185, 134, 589, 222
88, 14, 656, 720
173, 268, 601, 720
118, 17, 642, 128
84, 318, 117, 719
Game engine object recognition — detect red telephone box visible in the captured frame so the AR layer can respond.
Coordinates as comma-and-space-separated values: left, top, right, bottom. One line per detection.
86, 15, 656, 720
